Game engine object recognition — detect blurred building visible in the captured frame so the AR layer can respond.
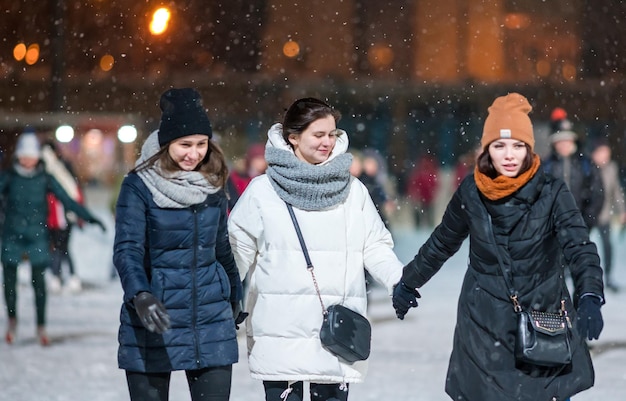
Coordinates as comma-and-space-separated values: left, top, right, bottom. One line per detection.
1, 0, 625, 184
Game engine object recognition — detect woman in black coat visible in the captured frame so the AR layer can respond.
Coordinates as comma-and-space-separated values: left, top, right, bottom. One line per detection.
392, 93, 604, 401
113, 88, 245, 401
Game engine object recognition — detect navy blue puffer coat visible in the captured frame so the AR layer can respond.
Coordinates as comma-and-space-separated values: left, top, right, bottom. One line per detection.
114, 173, 241, 372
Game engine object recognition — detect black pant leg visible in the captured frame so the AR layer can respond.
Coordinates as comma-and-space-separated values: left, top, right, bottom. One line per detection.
185, 365, 232, 401
263, 381, 304, 401
126, 371, 171, 401
2, 262, 18, 318
310, 382, 349, 401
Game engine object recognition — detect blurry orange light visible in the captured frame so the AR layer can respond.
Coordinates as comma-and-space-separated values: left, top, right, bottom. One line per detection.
13, 43, 26, 61
368, 44, 394, 69
150, 7, 171, 35
25, 44, 40, 65
563, 63, 577, 81
504, 13, 531, 30
283, 40, 300, 58
100, 54, 114, 71
536, 60, 551, 77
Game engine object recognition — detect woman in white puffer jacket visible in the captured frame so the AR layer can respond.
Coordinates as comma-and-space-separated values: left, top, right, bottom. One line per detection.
228, 98, 403, 401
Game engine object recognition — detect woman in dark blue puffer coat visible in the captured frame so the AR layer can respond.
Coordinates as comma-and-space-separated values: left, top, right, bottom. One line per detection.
113, 88, 245, 401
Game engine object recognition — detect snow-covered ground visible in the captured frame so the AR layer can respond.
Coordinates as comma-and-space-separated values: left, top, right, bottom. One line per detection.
1, 189, 625, 400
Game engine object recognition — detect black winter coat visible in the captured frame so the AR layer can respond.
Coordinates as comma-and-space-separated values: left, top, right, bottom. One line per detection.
114, 173, 242, 373
402, 167, 604, 401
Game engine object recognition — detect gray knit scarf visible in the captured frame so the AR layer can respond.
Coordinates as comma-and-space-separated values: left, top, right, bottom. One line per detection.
265, 147, 353, 211
136, 131, 219, 209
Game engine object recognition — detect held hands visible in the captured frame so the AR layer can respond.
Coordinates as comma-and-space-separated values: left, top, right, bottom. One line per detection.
392, 281, 421, 320
133, 292, 171, 334
576, 295, 604, 341
231, 301, 249, 330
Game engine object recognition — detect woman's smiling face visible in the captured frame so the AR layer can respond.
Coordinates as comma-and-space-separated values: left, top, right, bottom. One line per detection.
288, 115, 338, 165
167, 134, 209, 171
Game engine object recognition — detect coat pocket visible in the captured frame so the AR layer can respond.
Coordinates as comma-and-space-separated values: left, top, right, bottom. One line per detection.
214, 263, 232, 300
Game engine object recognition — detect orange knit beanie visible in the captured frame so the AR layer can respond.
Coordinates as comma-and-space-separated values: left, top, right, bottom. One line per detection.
481, 93, 534, 151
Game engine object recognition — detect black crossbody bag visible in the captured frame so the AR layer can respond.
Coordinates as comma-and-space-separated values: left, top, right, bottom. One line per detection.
286, 203, 371, 363
487, 216, 572, 368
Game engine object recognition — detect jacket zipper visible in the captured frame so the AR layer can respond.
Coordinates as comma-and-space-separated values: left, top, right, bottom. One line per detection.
192, 206, 200, 367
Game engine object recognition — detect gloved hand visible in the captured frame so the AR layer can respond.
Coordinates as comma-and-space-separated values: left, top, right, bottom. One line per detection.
392, 281, 421, 320
576, 295, 603, 341
231, 301, 249, 330
133, 292, 171, 334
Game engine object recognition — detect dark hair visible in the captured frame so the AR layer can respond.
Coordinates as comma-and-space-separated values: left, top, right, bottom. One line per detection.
134, 140, 229, 189
476, 143, 534, 179
282, 98, 341, 147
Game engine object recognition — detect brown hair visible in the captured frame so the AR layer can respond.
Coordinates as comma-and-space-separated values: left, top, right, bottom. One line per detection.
476, 143, 534, 179
282, 98, 341, 148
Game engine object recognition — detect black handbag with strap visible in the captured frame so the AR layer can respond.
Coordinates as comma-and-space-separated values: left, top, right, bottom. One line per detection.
286, 203, 371, 363
487, 216, 572, 368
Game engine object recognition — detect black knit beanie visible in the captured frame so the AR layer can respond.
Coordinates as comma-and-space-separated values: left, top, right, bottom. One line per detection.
158, 88, 213, 147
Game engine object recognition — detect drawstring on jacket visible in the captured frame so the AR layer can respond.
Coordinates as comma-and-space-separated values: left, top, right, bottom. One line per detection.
280, 382, 294, 400
279, 382, 348, 399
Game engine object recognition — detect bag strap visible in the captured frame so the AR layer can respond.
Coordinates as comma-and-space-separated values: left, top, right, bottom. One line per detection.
286, 203, 327, 315
486, 214, 522, 312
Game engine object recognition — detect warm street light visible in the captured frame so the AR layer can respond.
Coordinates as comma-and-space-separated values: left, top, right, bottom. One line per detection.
100, 54, 114, 71
25, 44, 40, 65
149, 7, 171, 35
13, 43, 39, 65
283, 40, 300, 58
13, 43, 26, 61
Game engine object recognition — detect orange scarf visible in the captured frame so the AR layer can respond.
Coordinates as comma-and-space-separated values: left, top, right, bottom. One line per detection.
474, 154, 541, 201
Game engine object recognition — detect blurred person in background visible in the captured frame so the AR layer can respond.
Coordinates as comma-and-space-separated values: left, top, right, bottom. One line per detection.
543, 109, 604, 232
453, 147, 480, 189
113, 88, 245, 401
591, 139, 626, 292
362, 150, 397, 225
405, 154, 439, 228
349, 148, 393, 227
392, 93, 604, 401
1, 130, 104, 346
42, 141, 84, 294
228, 98, 404, 401
226, 142, 267, 211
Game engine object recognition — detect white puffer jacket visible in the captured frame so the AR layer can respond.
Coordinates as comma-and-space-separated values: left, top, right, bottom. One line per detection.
228, 129, 403, 384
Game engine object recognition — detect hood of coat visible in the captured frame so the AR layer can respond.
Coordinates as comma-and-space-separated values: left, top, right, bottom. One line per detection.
266, 123, 349, 166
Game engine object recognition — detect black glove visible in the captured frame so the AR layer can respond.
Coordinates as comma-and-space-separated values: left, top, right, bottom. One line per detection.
231, 301, 249, 330
392, 281, 421, 320
133, 292, 171, 334
576, 295, 603, 341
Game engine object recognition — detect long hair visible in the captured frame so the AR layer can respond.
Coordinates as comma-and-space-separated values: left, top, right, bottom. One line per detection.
282, 98, 341, 148
476, 143, 534, 179
133, 140, 229, 189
